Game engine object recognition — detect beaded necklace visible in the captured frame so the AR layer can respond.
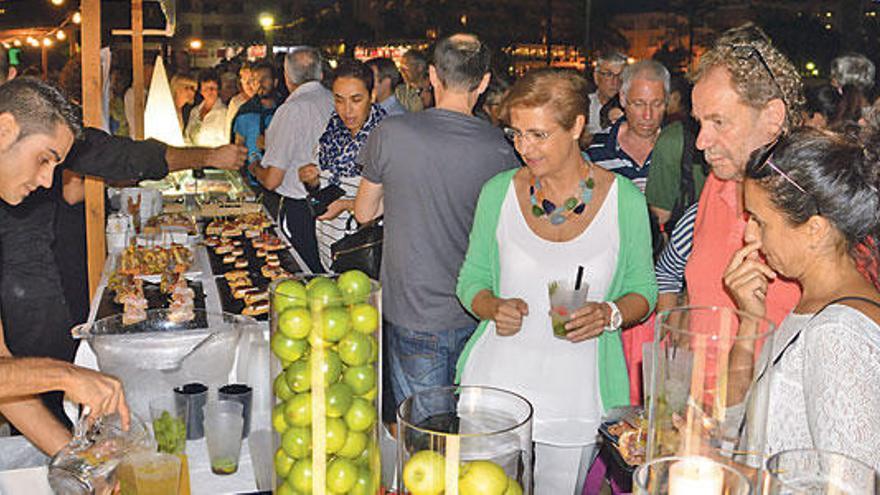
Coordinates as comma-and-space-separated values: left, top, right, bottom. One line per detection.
529, 163, 595, 225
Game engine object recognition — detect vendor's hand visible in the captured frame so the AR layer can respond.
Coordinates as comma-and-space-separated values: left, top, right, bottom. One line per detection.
318, 199, 353, 221
492, 298, 529, 336
723, 242, 776, 318
298, 164, 321, 188
564, 302, 610, 342
63, 365, 130, 430
207, 144, 247, 170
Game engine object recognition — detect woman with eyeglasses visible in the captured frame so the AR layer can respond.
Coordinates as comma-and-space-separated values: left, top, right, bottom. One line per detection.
456, 69, 657, 494
723, 127, 880, 471
170, 73, 197, 135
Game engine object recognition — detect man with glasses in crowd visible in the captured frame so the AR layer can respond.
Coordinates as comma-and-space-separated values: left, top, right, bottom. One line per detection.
587, 60, 669, 194
683, 23, 802, 325
587, 51, 627, 135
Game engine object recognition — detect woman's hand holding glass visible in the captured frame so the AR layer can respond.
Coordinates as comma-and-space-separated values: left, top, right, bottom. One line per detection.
563, 302, 611, 342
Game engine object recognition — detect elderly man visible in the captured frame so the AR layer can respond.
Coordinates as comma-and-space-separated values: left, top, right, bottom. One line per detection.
587, 51, 627, 135
250, 47, 333, 273
587, 60, 669, 193
675, 23, 803, 322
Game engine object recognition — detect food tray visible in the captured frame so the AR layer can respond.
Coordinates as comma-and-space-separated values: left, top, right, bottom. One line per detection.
215, 277, 269, 321
96, 280, 207, 327
598, 421, 637, 484
204, 236, 299, 276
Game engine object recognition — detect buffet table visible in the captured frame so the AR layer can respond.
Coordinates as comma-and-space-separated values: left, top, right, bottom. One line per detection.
67, 212, 308, 494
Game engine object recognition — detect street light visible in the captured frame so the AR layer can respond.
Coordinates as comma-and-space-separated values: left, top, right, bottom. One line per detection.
42, 38, 53, 47
72, 12, 82, 24
259, 13, 274, 29
50, 0, 64, 6
56, 30, 66, 41
189, 39, 203, 50
805, 61, 816, 71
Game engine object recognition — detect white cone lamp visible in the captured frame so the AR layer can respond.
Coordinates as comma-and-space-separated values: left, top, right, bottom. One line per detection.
144, 56, 185, 147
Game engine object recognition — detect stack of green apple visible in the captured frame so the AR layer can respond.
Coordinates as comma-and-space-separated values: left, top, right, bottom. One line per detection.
402, 451, 524, 495
270, 271, 381, 495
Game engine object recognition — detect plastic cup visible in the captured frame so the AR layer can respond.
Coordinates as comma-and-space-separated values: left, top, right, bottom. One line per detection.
203, 400, 244, 475
149, 396, 188, 455
219, 384, 252, 439
174, 382, 207, 440
117, 451, 181, 495
548, 279, 590, 338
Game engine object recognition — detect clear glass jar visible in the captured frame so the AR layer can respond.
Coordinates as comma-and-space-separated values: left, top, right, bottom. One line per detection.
647, 307, 776, 481
633, 455, 752, 495
270, 271, 381, 494
397, 385, 534, 495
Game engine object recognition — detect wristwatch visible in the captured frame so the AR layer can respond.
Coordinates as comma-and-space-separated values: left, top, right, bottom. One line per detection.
605, 301, 622, 331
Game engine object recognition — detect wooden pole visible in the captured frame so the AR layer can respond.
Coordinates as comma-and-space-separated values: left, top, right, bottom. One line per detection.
41, 44, 48, 80
81, 0, 106, 298
132, 0, 145, 140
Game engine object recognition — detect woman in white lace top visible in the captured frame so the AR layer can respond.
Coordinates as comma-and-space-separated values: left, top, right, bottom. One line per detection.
723, 127, 880, 471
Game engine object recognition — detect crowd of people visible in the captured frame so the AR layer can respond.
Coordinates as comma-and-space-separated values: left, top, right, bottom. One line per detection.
0, 19, 878, 495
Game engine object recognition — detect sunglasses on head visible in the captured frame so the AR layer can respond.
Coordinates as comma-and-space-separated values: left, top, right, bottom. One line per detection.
751, 139, 821, 215
726, 43, 788, 108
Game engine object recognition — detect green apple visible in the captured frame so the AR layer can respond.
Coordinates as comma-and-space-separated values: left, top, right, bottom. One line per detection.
274, 480, 300, 495
350, 303, 379, 333
326, 457, 359, 493
503, 477, 523, 495
305, 276, 332, 290
337, 430, 368, 459
403, 450, 446, 495
271, 333, 307, 362
344, 397, 377, 432
326, 382, 355, 418
284, 393, 312, 427
288, 458, 313, 494
360, 387, 378, 401
337, 270, 372, 305
318, 307, 352, 342
278, 307, 312, 339
281, 425, 312, 459
348, 467, 374, 495
343, 365, 376, 395
309, 349, 343, 385
307, 278, 342, 311
285, 360, 311, 393
272, 403, 289, 434
274, 447, 296, 478
324, 416, 349, 454
275, 373, 295, 401
274, 279, 308, 313
337, 331, 371, 366
353, 438, 374, 466
458, 460, 509, 495
368, 335, 379, 364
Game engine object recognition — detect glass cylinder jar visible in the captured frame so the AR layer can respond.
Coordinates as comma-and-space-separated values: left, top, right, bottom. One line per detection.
397, 385, 534, 495
646, 307, 776, 478
765, 449, 879, 494
632, 455, 752, 495
270, 271, 382, 494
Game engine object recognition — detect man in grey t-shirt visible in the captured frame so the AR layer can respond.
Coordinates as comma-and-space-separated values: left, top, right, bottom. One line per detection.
355, 33, 519, 419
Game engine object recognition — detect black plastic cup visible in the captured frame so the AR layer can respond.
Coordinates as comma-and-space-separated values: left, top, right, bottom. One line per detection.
174, 382, 208, 440
219, 384, 252, 439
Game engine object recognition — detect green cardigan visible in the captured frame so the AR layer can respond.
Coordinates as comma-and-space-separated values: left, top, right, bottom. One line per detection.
455, 168, 658, 410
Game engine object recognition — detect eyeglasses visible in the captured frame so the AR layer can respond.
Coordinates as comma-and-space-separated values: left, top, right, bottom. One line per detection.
751, 139, 821, 214
595, 69, 623, 79
727, 43, 788, 108
503, 126, 554, 145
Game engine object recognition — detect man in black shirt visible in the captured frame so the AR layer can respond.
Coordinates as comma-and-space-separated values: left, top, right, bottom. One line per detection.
0, 73, 246, 454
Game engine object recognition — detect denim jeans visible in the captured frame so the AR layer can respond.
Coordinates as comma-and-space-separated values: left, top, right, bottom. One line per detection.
383, 321, 476, 422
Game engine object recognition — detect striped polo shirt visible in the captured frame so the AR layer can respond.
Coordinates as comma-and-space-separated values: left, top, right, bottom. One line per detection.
586, 117, 653, 193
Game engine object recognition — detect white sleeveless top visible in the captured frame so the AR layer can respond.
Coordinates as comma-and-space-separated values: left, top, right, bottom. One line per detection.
461, 179, 620, 445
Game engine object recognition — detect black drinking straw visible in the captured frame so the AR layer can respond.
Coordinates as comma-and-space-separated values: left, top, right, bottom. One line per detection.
574, 265, 584, 291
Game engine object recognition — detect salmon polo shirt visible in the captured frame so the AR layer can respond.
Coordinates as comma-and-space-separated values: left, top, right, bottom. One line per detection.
683, 174, 801, 396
